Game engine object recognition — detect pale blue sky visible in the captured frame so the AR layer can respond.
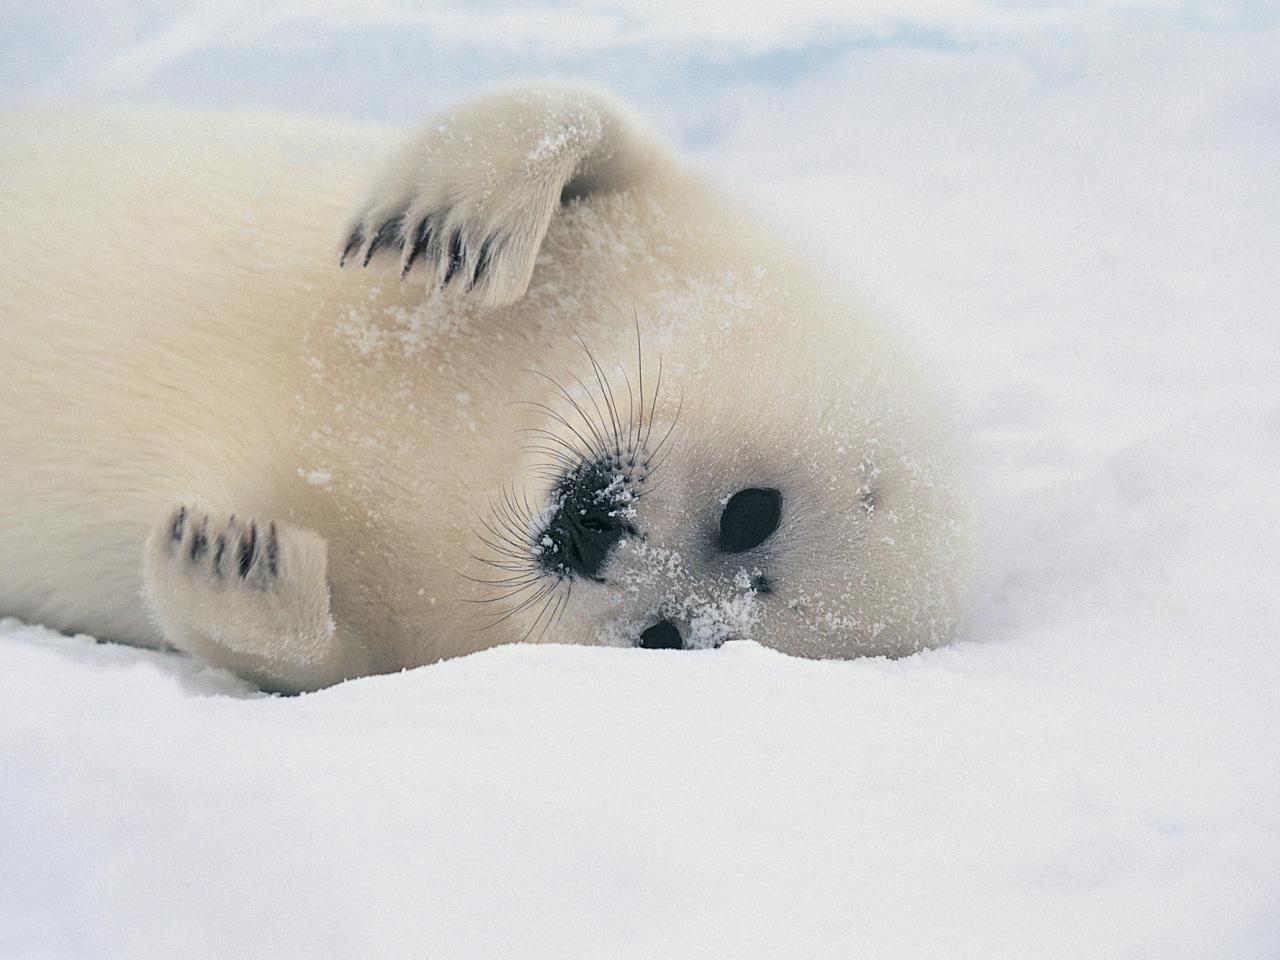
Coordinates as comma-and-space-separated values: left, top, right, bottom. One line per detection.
2, 1, 1275, 146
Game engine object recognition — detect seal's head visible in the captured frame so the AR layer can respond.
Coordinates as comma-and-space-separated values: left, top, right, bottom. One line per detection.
476, 303, 968, 660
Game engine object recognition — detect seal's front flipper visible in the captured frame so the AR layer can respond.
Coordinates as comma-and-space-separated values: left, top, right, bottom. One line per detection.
142, 506, 367, 693
339, 84, 665, 308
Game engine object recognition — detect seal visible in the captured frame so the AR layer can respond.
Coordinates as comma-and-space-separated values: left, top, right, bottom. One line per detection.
0, 85, 968, 692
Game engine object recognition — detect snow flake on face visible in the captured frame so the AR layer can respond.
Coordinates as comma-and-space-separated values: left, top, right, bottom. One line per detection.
387, 300, 464, 356
596, 473, 638, 522
684, 590, 760, 648
333, 294, 467, 361
335, 304, 387, 356
529, 493, 566, 557
297, 467, 333, 487
781, 583, 864, 638
600, 541, 765, 649
594, 616, 648, 649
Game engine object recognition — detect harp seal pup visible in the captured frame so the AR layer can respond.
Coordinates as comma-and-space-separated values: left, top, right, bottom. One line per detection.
0, 85, 968, 693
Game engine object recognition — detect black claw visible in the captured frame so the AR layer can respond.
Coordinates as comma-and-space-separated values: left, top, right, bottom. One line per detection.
266, 522, 279, 578
170, 506, 187, 543
362, 215, 403, 267
442, 229, 464, 286
212, 534, 226, 576
469, 235, 496, 290
339, 230, 363, 268
190, 516, 209, 562
401, 216, 433, 279
238, 522, 257, 578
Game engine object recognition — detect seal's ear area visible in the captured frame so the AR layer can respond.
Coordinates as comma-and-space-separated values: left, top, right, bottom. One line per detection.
339, 84, 665, 309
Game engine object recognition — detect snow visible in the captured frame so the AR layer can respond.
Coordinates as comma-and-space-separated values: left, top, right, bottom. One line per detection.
3, 4, 1279, 958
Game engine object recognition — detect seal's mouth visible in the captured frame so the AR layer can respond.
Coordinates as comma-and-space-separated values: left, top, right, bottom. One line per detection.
534, 459, 639, 581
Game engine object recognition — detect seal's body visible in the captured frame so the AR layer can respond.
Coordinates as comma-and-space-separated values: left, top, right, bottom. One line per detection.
0, 87, 967, 692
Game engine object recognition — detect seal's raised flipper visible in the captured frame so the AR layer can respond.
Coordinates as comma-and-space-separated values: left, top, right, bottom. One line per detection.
142, 506, 367, 693
339, 84, 665, 308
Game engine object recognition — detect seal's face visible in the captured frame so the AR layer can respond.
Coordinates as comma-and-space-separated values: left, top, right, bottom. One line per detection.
475, 331, 965, 659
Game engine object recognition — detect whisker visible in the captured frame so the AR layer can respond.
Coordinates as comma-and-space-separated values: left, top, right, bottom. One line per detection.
564, 369, 618, 464
517, 427, 594, 464
634, 312, 645, 459
477, 516, 530, 557
549, 581, 572, 636
466, 581, 544, 605
483, 583, 556, 626
648, 389, 683, 460
518, 590, 559, 644
532, 587, 569, 645
579, 336, 624, 458
518, 445, 578, 471
642, 356, 663, 455
618, 361, 636, 464
472, 555, 536, 574
531, 369, 612, 461
520, 400, 609, 465
459, 570, 544, 587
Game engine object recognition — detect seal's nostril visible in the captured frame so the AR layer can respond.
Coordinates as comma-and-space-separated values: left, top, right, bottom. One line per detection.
639, 618, 683, 650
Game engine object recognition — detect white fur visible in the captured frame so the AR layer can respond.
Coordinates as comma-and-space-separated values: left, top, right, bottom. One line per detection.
0, 85, 968, 692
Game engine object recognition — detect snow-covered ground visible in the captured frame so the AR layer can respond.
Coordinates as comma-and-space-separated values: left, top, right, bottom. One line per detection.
3, 4, 1279, 957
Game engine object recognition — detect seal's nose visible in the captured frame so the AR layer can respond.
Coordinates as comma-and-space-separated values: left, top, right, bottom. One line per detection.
638, 618, 684, 650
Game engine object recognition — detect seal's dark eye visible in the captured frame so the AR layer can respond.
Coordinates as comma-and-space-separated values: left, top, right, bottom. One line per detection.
718, 487, 782, 553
